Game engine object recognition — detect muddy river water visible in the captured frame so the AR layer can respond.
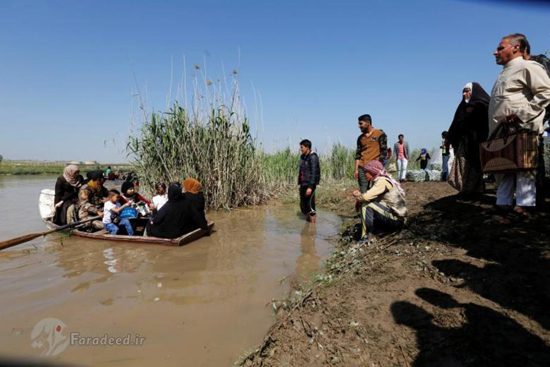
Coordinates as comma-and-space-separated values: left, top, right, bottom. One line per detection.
0, 175, 341, 366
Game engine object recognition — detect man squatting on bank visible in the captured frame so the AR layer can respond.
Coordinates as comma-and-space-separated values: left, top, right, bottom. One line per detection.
353, 160, 407, 244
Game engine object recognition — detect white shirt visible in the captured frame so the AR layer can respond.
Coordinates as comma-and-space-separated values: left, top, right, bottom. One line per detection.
152, 194, 168, 211
103, 201, 120, 224
489, 57, 550, 136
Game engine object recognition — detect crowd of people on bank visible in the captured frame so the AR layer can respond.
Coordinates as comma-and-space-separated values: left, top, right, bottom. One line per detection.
51, 34, 549, 243
52, 166, 210, 239
297, 32, 550, 242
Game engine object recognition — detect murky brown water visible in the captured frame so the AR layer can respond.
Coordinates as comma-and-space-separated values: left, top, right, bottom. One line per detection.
0, 175, 341, 366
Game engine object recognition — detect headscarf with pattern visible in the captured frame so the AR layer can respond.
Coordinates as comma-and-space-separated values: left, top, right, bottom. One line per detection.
364, 160, 405, 197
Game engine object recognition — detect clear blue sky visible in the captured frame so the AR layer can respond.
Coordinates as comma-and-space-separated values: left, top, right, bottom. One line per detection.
0, 0, 549, 162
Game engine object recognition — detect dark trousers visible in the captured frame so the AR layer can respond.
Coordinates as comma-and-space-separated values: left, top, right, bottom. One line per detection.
536, 135, 546, 207
361, 202, 403, 238
358, 166, 370, 193
299, 185, 316, 216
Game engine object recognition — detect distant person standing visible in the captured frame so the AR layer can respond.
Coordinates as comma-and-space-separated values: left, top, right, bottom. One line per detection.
416, 149, 431, 170
354, 114, 388, 193
393, 134, 410, 182
298, 139, 320, 223
489, 33, 550, 215
440, 131, 451, 181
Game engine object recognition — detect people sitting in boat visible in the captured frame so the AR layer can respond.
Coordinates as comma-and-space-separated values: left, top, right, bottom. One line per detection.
183, 178, 209, 234
77, 188, 104, 230
103, 190, 134, 236
151, 182, 168, 215
81, 170, 109, 210
53, 164, 84, 225
146, 184, 190, 239
352, 160, 407, 245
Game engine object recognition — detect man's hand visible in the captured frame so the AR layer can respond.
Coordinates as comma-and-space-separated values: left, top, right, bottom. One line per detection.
354, 169, 359, 179
306, 188, 312, 197
98, 211, 104, 217
352, 190, 362, 198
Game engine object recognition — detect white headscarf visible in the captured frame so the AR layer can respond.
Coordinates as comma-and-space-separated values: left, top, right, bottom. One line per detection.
463, 82, 473, 103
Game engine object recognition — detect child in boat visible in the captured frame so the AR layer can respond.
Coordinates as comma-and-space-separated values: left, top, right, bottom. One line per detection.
103, 190, 134, 236
121, 182, 150, 205
151, 182, 168, 214
77, 188, 104, 230
120, 181, 151, 216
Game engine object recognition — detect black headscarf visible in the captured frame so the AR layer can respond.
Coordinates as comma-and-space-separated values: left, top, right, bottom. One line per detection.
447, 82, 490, 167
147, 184, 189, 239
121, 181, 134, 196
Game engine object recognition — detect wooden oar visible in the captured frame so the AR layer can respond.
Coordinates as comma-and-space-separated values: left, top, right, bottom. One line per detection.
0, 216, 101, 251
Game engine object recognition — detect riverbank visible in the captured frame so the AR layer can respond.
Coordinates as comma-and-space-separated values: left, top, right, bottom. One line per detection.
240, 181, 550, 366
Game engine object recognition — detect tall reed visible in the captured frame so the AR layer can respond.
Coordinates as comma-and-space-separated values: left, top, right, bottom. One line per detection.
127, 68, 267, 210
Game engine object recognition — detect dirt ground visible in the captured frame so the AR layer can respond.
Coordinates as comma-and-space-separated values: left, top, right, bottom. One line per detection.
240, 181, 550, 367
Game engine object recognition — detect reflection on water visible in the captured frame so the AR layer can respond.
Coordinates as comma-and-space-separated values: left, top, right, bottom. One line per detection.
296, 224, 321, 281
0, 176, 342, 366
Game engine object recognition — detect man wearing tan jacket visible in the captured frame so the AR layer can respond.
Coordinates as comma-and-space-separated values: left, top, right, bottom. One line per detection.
489, 33, 550, 215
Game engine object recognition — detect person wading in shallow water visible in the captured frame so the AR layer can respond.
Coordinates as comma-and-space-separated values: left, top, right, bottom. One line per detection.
298, 139, 320, 224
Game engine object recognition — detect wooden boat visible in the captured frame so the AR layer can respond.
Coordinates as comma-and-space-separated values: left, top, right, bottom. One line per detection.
39, 189, 214, 247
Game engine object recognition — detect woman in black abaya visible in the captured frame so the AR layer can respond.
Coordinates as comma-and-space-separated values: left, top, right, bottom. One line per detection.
447, 82, 490, 194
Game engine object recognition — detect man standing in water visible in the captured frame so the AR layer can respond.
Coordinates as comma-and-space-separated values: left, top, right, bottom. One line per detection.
298, 139, 320, 223
489, 33, 550, 215
354, 114, 388, 193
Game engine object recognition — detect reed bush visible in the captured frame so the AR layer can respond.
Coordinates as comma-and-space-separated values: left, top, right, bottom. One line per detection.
128, 101, 267, 210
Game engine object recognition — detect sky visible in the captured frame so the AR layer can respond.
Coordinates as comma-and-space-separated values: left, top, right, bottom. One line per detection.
0, 0, 549, 162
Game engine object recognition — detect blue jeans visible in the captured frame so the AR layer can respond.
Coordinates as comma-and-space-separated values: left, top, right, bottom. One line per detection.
105, 218, 134, 236
442, 155, 450, 181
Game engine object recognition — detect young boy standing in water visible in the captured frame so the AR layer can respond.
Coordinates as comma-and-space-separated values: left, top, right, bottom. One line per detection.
298, 139, 321, 223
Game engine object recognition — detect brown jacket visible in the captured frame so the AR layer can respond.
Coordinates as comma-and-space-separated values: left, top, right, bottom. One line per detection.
355, 129, 388, 166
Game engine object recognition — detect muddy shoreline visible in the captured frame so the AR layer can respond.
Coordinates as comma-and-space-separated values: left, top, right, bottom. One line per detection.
240, 181, 550, 366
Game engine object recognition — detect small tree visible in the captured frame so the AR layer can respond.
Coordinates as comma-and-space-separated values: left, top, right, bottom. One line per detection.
0, 154, 3, 164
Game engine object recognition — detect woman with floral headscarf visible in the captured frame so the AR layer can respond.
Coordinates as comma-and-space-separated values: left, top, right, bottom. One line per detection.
53, 164, 83, 225
352, 161, 407, 244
